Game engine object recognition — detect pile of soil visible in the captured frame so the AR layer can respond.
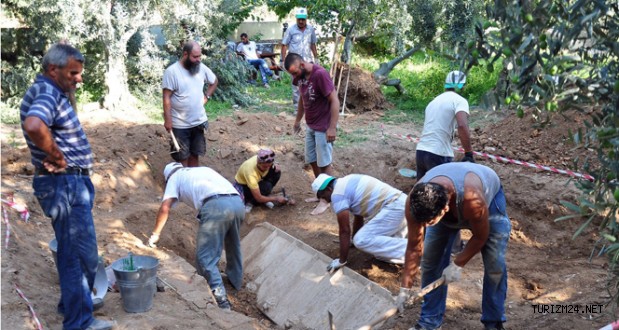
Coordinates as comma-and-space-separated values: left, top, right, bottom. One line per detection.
470, 108, 598, 171
333, 64, 390, 113
1, 104, 615, 330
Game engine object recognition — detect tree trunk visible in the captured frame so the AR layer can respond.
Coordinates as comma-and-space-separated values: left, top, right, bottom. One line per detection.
103, 49, 133, 111
340, 22, 356, 64
373, 45, 423, 92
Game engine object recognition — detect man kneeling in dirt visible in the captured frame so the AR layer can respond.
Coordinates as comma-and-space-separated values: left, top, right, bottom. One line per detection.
148, 163, 245, 310
234, 149, 292, 212
397, 162, 510, 330
311, 174, 408, 273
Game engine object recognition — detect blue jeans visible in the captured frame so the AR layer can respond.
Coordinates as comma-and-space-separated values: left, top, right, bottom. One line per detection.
418, 188, 510, 329
415, 150, 453, 180
33, 174, 98, 330
247, 59, 273, 85
196, 195, 245, 301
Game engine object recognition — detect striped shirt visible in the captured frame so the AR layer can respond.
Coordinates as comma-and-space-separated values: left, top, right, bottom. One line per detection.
20, 75, 93, 169
331, 174, 403, 220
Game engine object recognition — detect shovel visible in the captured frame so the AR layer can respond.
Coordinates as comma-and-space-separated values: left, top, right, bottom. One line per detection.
170, 131, 180, 154
356, 276, 446, 330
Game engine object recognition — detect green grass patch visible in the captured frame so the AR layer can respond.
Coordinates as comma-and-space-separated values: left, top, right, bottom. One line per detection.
244, 74, 293, 115
353, 52, 500, 115
206, 99, 236, 120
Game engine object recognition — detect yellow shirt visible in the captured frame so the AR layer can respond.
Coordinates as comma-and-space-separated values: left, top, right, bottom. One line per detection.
234, 155, 269, 189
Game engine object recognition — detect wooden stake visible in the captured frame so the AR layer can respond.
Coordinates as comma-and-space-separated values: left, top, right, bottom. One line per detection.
341, 63, 352, 115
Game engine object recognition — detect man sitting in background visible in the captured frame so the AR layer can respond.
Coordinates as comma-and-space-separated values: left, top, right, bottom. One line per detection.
236, 33, 279, 88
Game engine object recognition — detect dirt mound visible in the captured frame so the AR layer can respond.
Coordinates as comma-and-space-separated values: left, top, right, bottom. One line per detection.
470, 108, 598, 172
333, 64, 390, 113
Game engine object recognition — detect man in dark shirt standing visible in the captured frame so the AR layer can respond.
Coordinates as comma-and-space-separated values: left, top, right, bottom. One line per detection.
284, 53, 340, 215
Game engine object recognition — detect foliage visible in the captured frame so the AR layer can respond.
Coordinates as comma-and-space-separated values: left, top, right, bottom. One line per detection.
126, 29, 168, 98
463, 0, 618, 310
2, 0, 259, 111
356, 53, 501, 111
204, 49, 258, 107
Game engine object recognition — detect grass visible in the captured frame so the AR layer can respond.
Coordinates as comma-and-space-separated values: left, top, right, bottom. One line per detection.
353, 52, 501, 113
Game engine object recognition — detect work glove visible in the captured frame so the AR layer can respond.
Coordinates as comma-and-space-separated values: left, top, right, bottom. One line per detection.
462, 151, 475, 163
442, 261, 462, 284
395, 287, 413, 313
326, 258, 347, 273
148, 233, 160, 248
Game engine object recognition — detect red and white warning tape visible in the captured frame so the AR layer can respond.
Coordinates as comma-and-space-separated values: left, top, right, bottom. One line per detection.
14, 284, 44, 330
0, 198, 30, 222
383, 128, 594, 182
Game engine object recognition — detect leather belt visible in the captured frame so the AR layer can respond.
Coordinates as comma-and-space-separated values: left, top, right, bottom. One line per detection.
35, 167, 92, 176
202, 193, 238, 205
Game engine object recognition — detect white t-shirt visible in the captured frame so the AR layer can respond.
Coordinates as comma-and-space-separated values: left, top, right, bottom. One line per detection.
331, 174, 403, 221
236, 41, 259, 60
163, 167, 239, 211
416, 91, 469, 157
162, 62, 217, 129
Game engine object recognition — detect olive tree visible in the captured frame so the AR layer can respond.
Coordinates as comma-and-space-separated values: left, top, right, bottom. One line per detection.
462, 0, 618, 311
2, 0, 256, 111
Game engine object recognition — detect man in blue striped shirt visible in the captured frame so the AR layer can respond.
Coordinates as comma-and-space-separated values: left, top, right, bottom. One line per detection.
312, 174, 408, 273
21, 43, 116, 330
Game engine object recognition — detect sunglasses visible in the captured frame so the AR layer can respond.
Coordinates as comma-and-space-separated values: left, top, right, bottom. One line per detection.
259, 152, 275, 161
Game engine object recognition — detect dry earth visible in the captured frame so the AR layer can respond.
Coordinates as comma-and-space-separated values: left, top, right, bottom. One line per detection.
1, 103, 617, 330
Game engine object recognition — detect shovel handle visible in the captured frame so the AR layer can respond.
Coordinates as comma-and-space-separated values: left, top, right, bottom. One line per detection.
170, 131, 180, 152
406, 276, 445, 305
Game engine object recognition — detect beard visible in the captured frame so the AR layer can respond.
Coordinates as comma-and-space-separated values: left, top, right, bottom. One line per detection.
184, 57, 201, 75
299, 67, 308, 80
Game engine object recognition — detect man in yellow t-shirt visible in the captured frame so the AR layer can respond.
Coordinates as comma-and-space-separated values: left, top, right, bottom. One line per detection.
234, 149, 289, 209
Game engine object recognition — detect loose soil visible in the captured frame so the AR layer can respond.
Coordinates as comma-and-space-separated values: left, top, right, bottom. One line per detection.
1, 103, 616, 330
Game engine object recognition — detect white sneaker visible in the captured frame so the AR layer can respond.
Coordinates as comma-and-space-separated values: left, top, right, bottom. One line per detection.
86, 319, 117, 330
265, 202, 275, 209
245, 203, 253, 213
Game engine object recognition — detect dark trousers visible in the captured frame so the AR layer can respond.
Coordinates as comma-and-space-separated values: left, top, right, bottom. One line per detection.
241, 166, 281, 205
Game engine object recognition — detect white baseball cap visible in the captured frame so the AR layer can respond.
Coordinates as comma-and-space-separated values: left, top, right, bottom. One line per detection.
163, 162, 183, 181
311, 174, 335, 193
445, 71, 466, 89
296, 8, 308, 19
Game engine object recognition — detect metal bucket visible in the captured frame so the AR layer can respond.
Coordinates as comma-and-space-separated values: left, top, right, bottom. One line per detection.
49, 239, 107, 309
111, 255, 159, 313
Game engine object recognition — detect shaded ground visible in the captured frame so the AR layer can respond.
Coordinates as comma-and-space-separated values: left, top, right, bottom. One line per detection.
1, 104, 616, 330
